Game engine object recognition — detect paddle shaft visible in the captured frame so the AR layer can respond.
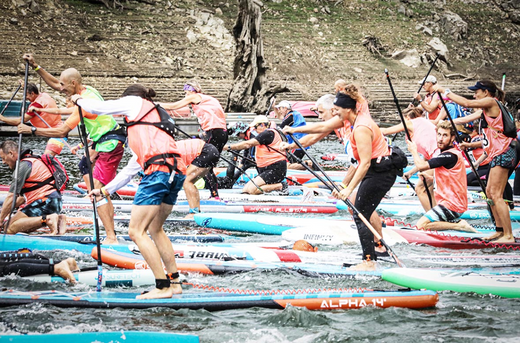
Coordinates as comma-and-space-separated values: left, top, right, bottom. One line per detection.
0, 84, 22, 117
386, 69, 433, 208
5, 63, 29, 234
501, 73, 506, 91
437, 92, 496, 226
76, 105, 103, 292
287, 133, 405, 268
412, 53, 440, 106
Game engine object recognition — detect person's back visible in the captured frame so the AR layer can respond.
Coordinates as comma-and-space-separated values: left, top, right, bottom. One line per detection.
29, 93, 61, 128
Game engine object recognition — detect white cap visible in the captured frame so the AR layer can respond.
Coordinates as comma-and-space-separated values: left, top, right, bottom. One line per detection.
249, 115, 270, 127
418, 75, 437, 84
274, 100, 292, 109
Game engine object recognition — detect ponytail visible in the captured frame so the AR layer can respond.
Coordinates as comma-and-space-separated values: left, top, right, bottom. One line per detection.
122, 84, 156, 102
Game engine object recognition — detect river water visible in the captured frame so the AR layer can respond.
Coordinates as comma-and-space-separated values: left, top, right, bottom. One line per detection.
0, 135, 519, 342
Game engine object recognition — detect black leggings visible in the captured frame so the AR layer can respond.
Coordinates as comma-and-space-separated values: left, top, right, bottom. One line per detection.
217, 149, 256, 189
201, 128, 228, 198
0, 252, 55, 277
353, 168, 397, 261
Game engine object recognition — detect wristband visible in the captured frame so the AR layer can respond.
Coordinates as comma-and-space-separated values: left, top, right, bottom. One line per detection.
34, 65, 41, 71
100, 187, 110, 197
77, 143, 84, 149
227, 144, 232, 150
340, 182, 347, 189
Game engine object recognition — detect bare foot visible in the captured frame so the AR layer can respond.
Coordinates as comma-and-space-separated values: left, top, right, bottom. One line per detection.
484, 231, 504, 242
102, 238, 119, 245
57, 214, 67, 235
490, 235, 516, 244
183, 213, 195, 220
54, 258, 77, 283
348, 260, 378, 271
136, 285, 182, 299
457, 220, 478, 233
46, 213, 59, 235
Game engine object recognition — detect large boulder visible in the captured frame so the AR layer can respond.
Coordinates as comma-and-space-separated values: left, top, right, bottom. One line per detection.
440, 11, 467, 40
428, 37, 449, 59
391, 49, 421, 68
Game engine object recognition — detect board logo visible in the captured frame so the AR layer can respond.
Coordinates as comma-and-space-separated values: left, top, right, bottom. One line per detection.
201, 218, 212, 227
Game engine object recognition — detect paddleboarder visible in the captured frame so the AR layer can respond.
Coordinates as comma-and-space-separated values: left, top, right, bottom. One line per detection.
74, 84, 186, 299
433, 80, 516, 243
18, 53, 125, 245
406, 121, 476, 233
382, 106, 439, 211
0, 141, 66, 235
413, 75, 442, 121
161, 80, 228, 200
224, 115, 287, 195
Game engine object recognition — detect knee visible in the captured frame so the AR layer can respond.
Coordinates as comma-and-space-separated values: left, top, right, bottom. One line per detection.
128, 227, 143, 242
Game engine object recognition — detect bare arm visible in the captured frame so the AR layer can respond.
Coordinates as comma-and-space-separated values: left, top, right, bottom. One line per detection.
380, 122, 406, 136
433, 108, 447, 125
284, 116, 343, 135
227, 138, 261, 151
0, 194, 25, 224
160, 94, 201, 110
30, 106, 74, 115
18, 122, 71, 138
0, 114, 31, 126
406, 140, 431, 172
453, 110, 482, 125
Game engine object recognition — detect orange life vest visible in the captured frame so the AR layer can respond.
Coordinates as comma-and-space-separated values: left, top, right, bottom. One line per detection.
20, 157, 56, 205
192, 94, 227, 131
125, 100, 186, 175
434, 147, 468, 213
351, 114, 390, 161
255, 129, 286, 168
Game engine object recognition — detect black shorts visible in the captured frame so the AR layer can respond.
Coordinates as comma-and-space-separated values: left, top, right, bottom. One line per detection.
191, 143, 219, 169
201, 128, 228, 153
257, 160, 287, 184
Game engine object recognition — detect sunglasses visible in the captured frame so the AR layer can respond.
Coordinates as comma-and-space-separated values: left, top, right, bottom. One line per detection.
254, 123, 266, 129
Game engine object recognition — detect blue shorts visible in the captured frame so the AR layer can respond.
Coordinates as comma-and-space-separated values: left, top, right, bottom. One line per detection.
21, 192, 62, 217
133, 171, 186, 206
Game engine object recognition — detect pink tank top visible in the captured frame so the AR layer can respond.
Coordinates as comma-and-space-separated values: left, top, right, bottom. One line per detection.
410, 117, 439, 159
434, 147, 468, 213
351, 114, 389, 161
482, 101, 513, 160
192, 94, 227, 131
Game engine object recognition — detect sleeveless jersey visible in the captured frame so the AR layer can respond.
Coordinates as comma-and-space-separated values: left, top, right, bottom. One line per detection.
30, 93, 61, 128
192, 94, 227, 131
482, 102, 514, 160
255, 129, 286, 168
424, 92, 441, 120
126, 99, 186, 175
350, 114, 390, 162
434, 147, 468, 213
20, 157, 56, 205
410, 117, 439, 159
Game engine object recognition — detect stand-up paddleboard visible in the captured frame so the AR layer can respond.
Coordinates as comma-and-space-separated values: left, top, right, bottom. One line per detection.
393, 228, 520, 250
0, 331, 199, 343
382, 268, 520, 298
281, 225, 510, 246
35, 233, 227, 244
25, 268, 156, 287
194, 213, 353, 235
0, 288, 438, 310
376, 201, 520, 220
61, 197, 339, 214
93, 248, 384, 277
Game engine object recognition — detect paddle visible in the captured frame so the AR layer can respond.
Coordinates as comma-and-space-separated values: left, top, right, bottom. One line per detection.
76, 104, 103, 292
385, 69, 433, 208
0, 84, 22, 117
4, 62, 29, 234
501, 73, 506, 91
412, 53, 440, 107
437, 92, 496, 226
287, 133, 405, 268
218, 154, 264, 193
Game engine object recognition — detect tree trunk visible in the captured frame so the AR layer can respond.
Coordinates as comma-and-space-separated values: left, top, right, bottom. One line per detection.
226, 0, 288, 114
